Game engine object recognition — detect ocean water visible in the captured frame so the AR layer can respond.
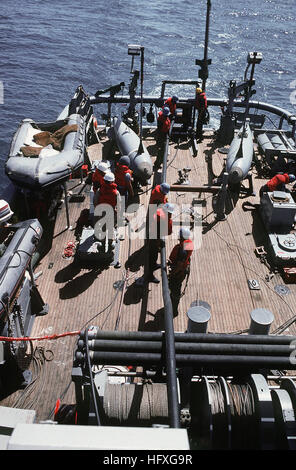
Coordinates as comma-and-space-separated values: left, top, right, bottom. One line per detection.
1, 0, 295, 192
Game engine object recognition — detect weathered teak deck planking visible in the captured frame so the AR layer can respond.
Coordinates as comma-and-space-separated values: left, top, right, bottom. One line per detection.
1, 130, 296, 421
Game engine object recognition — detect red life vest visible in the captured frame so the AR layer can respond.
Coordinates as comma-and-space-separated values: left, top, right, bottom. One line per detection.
157, 111, 171, 134
115, 164, 133, 188
169, 239, 194, 269
150, 207, 172, 238
195, 92, 207, 111
97, 181, 118, 208
92, 170, 104, 192
267, 173, 289, 191
149, 185, 168, 206
164, 97, 176, 115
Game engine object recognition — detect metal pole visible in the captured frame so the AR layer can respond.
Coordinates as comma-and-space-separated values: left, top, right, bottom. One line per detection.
138, 46, 144, 152
82, 351, 295, 369
160, 133, 180, 429
202, 0, 212, 91
63, 181, 70, 229
82, 329, 296, 345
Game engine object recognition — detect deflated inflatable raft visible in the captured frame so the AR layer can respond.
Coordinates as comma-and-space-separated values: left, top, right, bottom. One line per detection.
0, 218, 43, 319
5, 113, 86, 190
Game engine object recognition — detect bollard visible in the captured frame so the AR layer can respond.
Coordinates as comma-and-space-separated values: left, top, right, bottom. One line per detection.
249, 308, 274, 335
187, 305, 211, 333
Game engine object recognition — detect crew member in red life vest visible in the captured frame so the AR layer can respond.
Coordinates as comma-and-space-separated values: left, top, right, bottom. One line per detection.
115, 155, 134, 199
168, 227, 194, 316
157, 106, 171, 135
195, 87, 208, 141
96, 172, 119, 209
147, 203, 175, 284
149, 183, 170, 206
94, 172, 120, 247
163, 96, 178, 118
92, 161, 110, 193
259, 173, 296, 198
155, 106, 171, 169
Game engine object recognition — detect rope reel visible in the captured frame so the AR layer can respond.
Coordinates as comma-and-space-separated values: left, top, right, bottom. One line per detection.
103, 382, 169, 426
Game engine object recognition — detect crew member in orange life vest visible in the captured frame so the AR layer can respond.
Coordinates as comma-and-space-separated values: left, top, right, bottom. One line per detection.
115, 155, 134, 198
94, 172, 119, 245
195, 87, 207, 141
259, 173, 296, 198
155, 106, 171, 169
92, 161, 110, 193
149, 183, 170, 206
95, 172, 119, 209
168, 227, 194, 315
157, 106, 171, 136
163, 96, 178, 118
147, 203, 175, 284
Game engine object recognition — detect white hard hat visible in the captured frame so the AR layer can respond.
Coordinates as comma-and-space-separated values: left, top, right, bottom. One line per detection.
97, 161, 110, 172
0, 200, 13, 223
104, 171, 115, 182
179, 227, 191, 239
163, 203, 175, 214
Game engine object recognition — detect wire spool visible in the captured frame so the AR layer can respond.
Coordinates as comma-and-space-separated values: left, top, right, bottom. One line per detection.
103, 382, 169, 426
189, 376, 213, 449
227, 382, 256, 449
218, 377, 232, 449
208, 379, 228, 449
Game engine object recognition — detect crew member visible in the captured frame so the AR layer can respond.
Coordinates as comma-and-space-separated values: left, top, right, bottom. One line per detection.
96, 172, 119, 209
155, 107, 171, 169
157, 106, 171, 136
163, 96, 178, 118
147, 203, 175, 284
168, 227, 194, 316
115, 155, 134, 199
195, 87, 208, 141
259, 173, 296, 198
92, 161, 110, 193
149, 182, 170, 206
94, 172, 119, 247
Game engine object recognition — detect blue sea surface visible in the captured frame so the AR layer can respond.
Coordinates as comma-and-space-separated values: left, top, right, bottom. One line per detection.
0, 0, 295, 191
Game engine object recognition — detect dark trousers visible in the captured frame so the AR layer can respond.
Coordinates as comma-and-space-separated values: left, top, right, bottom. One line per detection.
259, 184, 268, 199
168, 271, 187, 316
196, 111, 205, 139
147, 239, 160, 278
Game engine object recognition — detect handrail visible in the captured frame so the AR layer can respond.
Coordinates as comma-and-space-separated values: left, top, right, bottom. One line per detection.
90, 94, 296, 127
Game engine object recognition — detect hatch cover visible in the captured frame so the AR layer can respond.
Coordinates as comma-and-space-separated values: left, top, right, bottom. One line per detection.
274, 284, 290, 296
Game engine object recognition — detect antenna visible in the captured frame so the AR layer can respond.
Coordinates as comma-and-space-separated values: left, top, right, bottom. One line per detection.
127, 44, 145, 151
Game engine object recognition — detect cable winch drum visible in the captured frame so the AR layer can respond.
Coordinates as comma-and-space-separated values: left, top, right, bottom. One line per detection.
103, 382, 169, 426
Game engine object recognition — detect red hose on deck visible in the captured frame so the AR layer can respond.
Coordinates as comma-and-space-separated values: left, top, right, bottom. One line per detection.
0, 330, 81, 342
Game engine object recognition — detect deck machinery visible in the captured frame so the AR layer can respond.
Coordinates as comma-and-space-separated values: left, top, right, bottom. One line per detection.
69, 46, 296, 450
3, 11, 296, 448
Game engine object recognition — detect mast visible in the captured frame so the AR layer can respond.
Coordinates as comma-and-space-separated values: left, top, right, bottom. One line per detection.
196, 0, 212, 91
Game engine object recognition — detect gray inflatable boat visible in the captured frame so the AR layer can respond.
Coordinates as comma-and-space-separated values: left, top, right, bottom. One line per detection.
5, 113, 86, 190
0, 218, 43, 319
111, 117, 153, 182
226, 122, 254, 185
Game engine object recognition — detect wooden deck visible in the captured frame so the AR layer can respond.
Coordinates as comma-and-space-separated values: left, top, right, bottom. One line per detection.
1, 128, 296, 421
